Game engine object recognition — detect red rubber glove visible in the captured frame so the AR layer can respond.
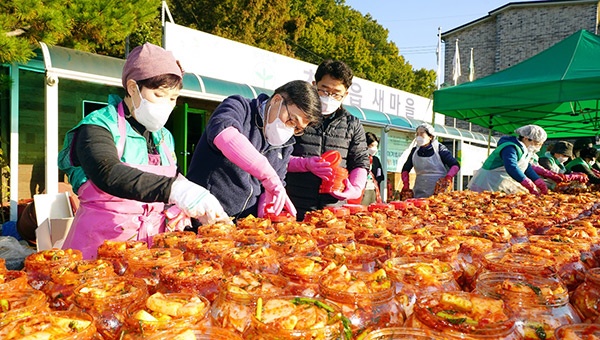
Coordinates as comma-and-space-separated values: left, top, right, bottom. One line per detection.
564, 172, 589, 183
520, 178, 539, 195
445, 165, 460, 180
401, 171, 410, 190
534, 178, 548, 195
532, 164, 564, 183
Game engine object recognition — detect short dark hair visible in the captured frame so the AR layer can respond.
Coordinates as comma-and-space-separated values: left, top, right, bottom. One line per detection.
366, 132, 379, 146
126, 74, 183, 97
274, 80, 322, 126
574, 137, 593, 151
580, 146, 598, 160
314, 60, 353, 89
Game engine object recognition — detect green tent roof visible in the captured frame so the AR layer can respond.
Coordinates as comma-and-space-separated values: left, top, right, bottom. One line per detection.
433, 30, 600, 138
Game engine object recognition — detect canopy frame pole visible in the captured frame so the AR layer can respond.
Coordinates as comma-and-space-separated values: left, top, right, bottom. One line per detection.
487, 117, 492, 156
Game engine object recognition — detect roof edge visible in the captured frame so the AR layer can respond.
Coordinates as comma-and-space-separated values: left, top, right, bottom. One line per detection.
442, 0, 598, 39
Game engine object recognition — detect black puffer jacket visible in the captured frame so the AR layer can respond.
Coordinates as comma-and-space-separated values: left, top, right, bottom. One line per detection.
286, 106, 369, 217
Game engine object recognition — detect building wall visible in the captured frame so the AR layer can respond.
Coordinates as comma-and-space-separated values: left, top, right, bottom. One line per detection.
442, 0, 600, 130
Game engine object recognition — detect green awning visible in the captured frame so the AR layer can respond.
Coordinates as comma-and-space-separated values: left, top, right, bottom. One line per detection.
199, 75, 255, 98
37, 43, 267, 100
434, 30, 600, 138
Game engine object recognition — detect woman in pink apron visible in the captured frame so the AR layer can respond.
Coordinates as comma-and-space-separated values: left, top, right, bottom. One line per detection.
58, 43, 228, 259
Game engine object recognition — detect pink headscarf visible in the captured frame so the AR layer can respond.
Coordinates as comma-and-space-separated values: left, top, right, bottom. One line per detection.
121, 42, 183, 89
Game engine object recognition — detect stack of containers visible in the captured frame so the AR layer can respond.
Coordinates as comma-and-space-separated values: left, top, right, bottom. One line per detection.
318, 150, 348, 194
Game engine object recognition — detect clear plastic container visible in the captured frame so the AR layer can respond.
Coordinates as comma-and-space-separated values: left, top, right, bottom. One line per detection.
46, 259, 116, 310
183, 237, 235, 263
244, 296, 345, 340
384, 257, 460, 318
196, 222, 237, 239
0, 288, 49, 328
364, 327, 447, 340
71, 276, 148, 340
361, 233, 413, 260
124, 292, 210, 337
97, 240, 148, 275
210, 271, 289, 335
221, 245, 280, 275
303, 209, 347, 229
0, 310, 96, 339
475, 271, 581, 340
269, 232, 320, 256
233, 228, 276, 246
511, 241, 587, 291
0, 270, 30, 291
159, 260, 223, 302
236, 215, 274, 231
143, 325, 243, 339
274, 221, 315, 235
310, 228, 355, 248
571, 267, 600, 323
279, 256, 338, 297
125, 248, 184, 294
555, 324, 600, 340
321, 241, 386, 272
24, 248, 83, 290
405, 291, 520, 340
318, 266, 404, 338
152, 231, 197, 251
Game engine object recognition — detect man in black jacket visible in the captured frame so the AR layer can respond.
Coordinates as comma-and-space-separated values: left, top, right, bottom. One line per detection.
286, 60, 370, 220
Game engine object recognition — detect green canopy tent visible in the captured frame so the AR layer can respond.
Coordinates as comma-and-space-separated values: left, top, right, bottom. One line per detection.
433, 30, 600, 139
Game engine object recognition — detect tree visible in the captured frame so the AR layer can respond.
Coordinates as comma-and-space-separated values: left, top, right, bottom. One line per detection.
0, 0, 160, 63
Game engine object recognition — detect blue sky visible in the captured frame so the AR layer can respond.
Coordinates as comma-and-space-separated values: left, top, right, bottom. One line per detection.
344, 0, 517, 72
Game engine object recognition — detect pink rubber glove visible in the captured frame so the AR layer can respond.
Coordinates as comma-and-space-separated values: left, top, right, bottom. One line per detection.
564, 172, 589, 183
532, 164, 564, 183
520, 178, 539, 195
214, 127, 297, 217
445, 165, 460, 180
288, 156, 332, 181
401, 171, 410, 190
332, 168, 368, 200
534, 178, 548, 194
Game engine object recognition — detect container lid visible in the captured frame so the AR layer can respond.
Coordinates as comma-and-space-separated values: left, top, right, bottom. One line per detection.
320, 150, 341, 166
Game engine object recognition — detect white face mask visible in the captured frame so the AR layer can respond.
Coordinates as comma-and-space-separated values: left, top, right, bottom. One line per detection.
527, 145, 540, 154
589, 160, 596, 166
320, 95, 342, 115
265, 99, 294, 146
133, 86, 174, 132
557, 156, 569, 164
367, 147, 377, 156
416, 136, 430, 147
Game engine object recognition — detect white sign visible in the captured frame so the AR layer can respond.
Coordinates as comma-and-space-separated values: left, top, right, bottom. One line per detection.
164, 22, 433, 122
460, 142, 493, 176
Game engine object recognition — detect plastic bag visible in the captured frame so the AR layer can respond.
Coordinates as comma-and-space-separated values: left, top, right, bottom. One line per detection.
0, 236, 35, 259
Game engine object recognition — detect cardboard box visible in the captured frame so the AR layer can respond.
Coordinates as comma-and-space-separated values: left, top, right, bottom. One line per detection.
33, 193, 74, 251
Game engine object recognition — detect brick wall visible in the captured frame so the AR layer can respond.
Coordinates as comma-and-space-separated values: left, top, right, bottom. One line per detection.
441, 0, 600, 133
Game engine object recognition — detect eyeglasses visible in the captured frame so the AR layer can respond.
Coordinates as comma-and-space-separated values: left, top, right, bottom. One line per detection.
282, 100, 308, 136
317, 88, 345, 101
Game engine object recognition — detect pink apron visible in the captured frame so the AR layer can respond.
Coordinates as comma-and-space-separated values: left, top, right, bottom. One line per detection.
62, 102, 177, 259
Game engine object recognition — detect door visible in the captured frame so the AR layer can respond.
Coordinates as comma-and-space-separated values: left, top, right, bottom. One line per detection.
167, 103, 208, 175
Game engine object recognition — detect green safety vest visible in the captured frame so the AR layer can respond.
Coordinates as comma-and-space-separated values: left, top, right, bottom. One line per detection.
58, 94, 176, 194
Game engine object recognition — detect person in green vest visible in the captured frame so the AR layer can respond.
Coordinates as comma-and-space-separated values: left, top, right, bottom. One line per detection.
58, 43, 229, 259
565, 147, 600, 184
535, 141, 588, 189
468, 124, 548, 195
